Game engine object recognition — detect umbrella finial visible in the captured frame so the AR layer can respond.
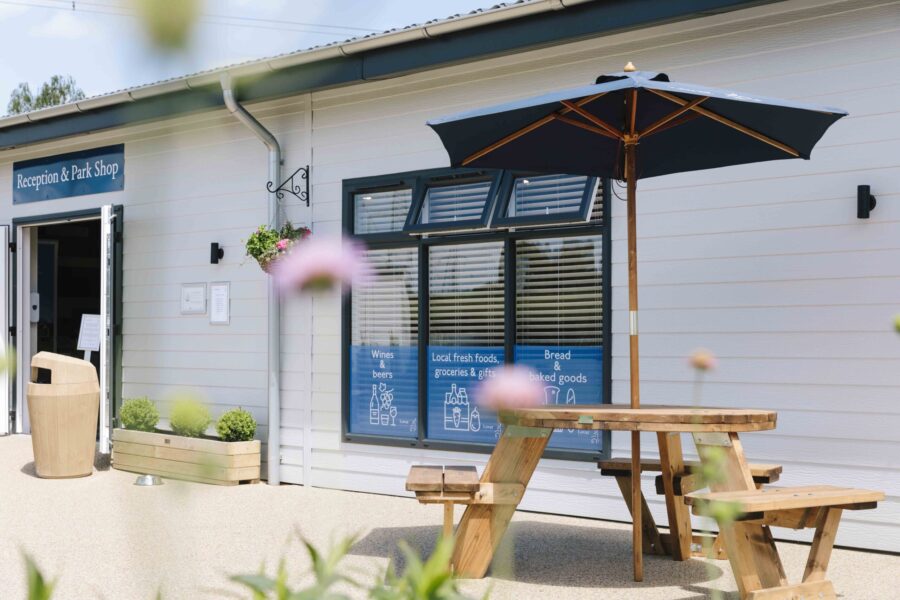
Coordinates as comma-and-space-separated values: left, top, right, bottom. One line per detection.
623, 61, 637, 72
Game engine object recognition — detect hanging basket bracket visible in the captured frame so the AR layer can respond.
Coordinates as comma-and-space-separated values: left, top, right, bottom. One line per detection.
267, 165, 309, 207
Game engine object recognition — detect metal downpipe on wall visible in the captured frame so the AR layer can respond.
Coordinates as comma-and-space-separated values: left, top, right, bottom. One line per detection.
220, 73, 282, 485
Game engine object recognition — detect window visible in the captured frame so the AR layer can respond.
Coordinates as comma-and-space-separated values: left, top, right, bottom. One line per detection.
404, 171, 501, 233
494, 173, 598, 227
347, 247, 418, 438
354, 187, 413, 235
343, 167, 610, 460
427, 242, 505, 443
515, 236, 604, 451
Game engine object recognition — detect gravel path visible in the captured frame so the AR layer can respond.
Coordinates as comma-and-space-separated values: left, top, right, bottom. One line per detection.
0, 435, 895, 599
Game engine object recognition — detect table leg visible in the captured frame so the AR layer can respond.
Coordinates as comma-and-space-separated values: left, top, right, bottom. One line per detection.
692, 432, 787, 599
613, 473, 667, 555
803, 507, 842, 582
657, 432, 693, 561
632, 431, 643, 581
451, 425, 551, 578
443, 503, 455, 538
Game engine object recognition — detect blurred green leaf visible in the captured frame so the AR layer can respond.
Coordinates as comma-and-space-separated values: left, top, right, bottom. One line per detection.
132, 0, 201, 51
370, 536, 471, 600
24, 554, 55, 600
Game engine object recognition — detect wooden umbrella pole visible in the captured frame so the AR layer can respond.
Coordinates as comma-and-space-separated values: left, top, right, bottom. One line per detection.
625, 138, 642, 582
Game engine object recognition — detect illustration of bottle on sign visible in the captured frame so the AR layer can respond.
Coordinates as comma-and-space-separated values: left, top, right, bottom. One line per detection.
369, 382, 397, 426
443, 384, 481, 432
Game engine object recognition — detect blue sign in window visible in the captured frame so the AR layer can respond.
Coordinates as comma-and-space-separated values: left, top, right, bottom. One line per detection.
426, 345, 504, 444
348, 346, 418, 438
514, 345, 603, 451
13, 144, 125, 204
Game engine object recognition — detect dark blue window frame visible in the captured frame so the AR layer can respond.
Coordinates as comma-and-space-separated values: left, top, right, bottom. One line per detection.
492, 172, 599, 228
342, 166, 612, 462
404, 169, 503, 234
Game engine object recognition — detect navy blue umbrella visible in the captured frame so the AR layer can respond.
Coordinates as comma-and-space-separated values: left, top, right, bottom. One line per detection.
428, 63, 846, 581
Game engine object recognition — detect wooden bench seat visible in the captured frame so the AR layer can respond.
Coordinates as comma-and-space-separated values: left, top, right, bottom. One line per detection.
598, 456, 782, 560
686, 485, 882, 514
686, 485, 884, 600
406, 465, 524, 538
599, 457, 782, 487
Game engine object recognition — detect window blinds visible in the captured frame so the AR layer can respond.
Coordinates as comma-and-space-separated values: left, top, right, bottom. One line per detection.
420, 179, 493, 225
351, 247, 418, 346
516, 235, 603, 346
429, 242, 505, 347
506, 174, 591, 218
354, 188, 412, 234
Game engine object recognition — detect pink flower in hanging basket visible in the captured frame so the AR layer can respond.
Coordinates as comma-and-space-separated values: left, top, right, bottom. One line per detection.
272, 235, 371, 294
276, 239, 291, 252
475, 365, 544, 411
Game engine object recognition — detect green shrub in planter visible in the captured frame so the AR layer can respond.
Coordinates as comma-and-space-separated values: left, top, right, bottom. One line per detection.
169, 397, 212, 438
216, 408, 257, 442
119, 397, 159, 432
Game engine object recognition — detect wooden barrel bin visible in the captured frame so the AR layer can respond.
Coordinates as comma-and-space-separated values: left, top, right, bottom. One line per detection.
26, 352, 100, 478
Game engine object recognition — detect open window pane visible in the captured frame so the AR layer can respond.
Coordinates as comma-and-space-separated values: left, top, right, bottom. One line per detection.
426, 242, 504, 443
494, 173, 598, 227
405, 172, 499, 233
354, 187, 413, 234
348, 247, 418, 438
515, 235, 603, 451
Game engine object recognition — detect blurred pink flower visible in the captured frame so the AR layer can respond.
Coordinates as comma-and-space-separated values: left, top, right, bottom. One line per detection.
689, 349, 717, 372
475, 365, 544, 411
276, 239, 290, 251
272, 235, 371, 294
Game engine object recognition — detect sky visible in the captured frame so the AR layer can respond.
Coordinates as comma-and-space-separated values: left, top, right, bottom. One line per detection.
0, 0, 496, 108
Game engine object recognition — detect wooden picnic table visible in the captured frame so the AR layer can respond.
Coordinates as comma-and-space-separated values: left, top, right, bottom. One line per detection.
450, 404, 779, 584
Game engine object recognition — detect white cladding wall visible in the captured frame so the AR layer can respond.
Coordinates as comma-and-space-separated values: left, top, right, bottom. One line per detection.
0, 0, 895, 552
0, 99, 313, 478
300, 0, 900, 552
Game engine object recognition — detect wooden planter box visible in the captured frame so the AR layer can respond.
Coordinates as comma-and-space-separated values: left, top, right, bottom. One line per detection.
112, 429, 260, 485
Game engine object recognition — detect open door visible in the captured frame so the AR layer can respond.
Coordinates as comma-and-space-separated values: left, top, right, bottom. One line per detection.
0, 225, 8, 436
98, 205, 117, 454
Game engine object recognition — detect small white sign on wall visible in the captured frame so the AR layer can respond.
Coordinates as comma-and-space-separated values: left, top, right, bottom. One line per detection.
181, 283, 207, 315
209, 282, 230, 325
77, 314, 102, 352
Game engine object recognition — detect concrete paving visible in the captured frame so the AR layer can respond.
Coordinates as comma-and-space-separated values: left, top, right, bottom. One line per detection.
0, 434, 895, 599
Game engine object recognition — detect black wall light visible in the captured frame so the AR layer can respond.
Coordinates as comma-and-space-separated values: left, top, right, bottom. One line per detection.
210, 242, 224, 264
858, 185, 877, 219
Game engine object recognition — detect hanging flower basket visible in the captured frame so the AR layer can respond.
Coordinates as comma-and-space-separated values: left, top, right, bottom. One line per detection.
245, 222, 311, 274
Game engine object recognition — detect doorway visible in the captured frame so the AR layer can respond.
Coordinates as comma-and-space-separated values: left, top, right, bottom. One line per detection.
12, 206, 120, 452
36, 220, 102, 370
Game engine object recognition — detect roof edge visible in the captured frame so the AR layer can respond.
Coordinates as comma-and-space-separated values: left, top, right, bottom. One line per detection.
0, 0, 775, 151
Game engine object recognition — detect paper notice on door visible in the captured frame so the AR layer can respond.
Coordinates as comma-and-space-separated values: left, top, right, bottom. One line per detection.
209, 282, 230, 325
77, 314, 102, 352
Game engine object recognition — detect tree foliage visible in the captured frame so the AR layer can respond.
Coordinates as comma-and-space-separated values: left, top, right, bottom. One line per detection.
7, 75, 85, 115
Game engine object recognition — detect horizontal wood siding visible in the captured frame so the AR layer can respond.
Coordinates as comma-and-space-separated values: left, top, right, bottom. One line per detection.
305, 0, 900, 552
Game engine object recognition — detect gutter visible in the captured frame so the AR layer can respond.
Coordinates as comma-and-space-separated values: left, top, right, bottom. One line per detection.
220, 73, 282, 486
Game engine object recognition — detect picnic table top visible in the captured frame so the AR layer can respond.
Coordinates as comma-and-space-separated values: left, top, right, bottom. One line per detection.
498, 404, 777, 432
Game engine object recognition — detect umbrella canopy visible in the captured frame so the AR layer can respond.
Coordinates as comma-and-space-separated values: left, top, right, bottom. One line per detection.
428, 68, 846, 179
427, 64, 846, 583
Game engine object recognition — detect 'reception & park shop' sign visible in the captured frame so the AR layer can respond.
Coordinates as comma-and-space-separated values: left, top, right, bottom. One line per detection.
13, 144, 124, 204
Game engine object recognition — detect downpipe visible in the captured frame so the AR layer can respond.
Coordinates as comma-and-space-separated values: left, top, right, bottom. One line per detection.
221, 73, 282, 485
